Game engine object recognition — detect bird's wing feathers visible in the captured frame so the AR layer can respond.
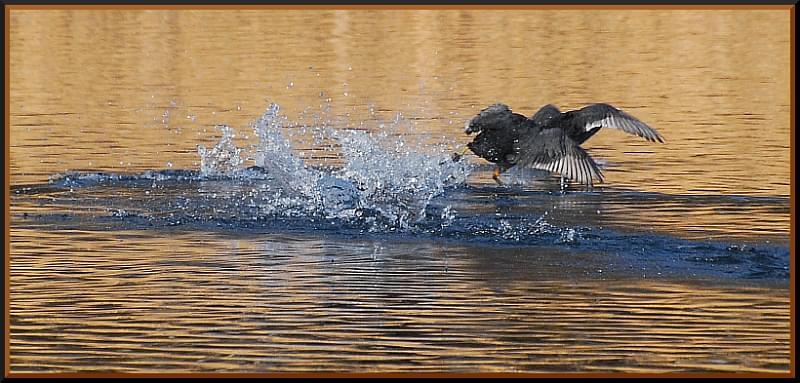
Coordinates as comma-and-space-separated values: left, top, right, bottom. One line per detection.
530, 104, 561, 126
573, 103, 664, 143
514, 128, 604, 186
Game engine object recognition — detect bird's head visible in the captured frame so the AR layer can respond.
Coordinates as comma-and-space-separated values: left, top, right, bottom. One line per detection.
464, 103, 514, 135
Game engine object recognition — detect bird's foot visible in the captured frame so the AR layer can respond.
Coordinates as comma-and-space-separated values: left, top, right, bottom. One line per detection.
493, 176, 504, 186
451, 146, 471, 163
493, 167, 505, 186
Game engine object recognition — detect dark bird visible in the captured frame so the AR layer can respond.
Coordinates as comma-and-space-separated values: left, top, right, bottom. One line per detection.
461, 103, 664, 187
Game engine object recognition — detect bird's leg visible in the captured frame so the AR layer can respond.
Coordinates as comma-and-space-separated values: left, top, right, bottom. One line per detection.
451, 146, 471, 162
492, 166, 504, 186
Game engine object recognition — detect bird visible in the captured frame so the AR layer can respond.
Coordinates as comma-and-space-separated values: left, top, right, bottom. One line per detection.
460, 103, 664, 188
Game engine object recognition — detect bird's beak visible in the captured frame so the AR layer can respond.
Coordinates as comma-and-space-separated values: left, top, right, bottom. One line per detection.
464, 117, 475, 135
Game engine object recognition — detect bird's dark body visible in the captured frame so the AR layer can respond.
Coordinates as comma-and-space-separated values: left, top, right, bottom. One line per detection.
467, 110, 603, 169
466, 113, 530, 172
462, 103, 664, 186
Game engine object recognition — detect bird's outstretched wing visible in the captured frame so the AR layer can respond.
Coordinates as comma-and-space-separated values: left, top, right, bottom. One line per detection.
530, 104, 561, 126
514, 128, 604, 186
571, 103, 664, 143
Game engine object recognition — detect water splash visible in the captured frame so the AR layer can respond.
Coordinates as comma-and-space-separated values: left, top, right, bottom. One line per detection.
250, 104, 320, 194
195, 103, 472, 230
331, 128, 470, 228
197, 125, 243, 175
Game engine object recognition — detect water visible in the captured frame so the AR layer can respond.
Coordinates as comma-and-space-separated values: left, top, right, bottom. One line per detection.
8, 9, 792, 373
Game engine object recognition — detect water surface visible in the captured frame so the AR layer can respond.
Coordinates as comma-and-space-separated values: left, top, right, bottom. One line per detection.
8, 9, 792, 374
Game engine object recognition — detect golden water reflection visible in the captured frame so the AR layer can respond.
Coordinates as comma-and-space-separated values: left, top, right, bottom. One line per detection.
10, 9, 791, 196
9, 229, 791, 373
